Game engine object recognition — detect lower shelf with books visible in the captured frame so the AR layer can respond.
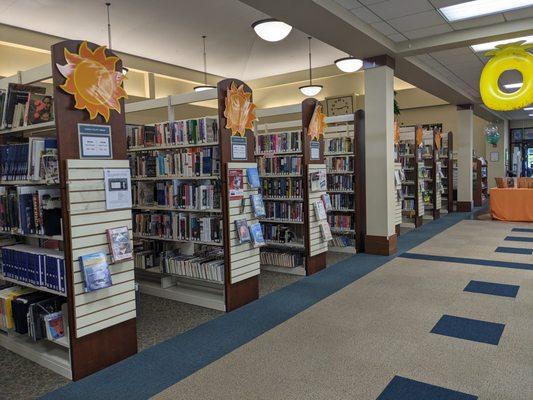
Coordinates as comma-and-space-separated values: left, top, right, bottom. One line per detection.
260, 264, 306, 276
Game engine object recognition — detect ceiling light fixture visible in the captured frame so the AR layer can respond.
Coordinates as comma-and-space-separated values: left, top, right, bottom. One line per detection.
529, 113, 533, 117
524, 107, 533, 111
471, 35, 533, 52
299, 37, 323, 97
504, 82, 523, 89
334, 56, 363, 73
106, 3, 128, 76
252, 18, 292, 42
439, 0, 533, 22
194, 35, 216, 93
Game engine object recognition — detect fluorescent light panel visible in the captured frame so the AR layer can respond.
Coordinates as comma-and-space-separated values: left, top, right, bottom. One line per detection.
440, 0, 533, 22
524, 107, 533, 111
471, 35, 533, 52
504, 83, 523, 89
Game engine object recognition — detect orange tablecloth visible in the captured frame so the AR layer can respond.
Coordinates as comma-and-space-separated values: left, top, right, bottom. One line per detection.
490, 188, 533, 222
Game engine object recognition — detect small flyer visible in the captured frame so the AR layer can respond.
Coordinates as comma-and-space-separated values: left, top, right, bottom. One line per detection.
229, 169, 244, 200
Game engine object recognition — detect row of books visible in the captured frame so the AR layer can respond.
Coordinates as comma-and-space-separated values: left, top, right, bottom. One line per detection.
329, 193, 354, 210
126, 118, 218, 148
133, 212, 223, 243
326, 156, 353, 172
257, 155, 302, 175
325, 137, 353, 153
1, 245, 66, 294
0, 84, 54, 130
327, 214, 353, 231
264, 201, 303, 222
262, 224, 302, 244
260, 177, 303, 198
129, 147, 220, 178
0, 138, 58, 181
260, 250, 304, 268
0, 187, 62, 236
133, 181, 221, 210
330, 235, 355, 247
0, 285, 66, 343
160, 249, 225, 283
327, 175, 354, 191
402, 199, 416, 211
255, 131, 302, 154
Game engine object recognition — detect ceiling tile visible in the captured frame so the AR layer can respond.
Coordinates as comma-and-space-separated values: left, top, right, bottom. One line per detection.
388, 33, 407, 42
350, 6, 382, 23
403, 24, 452, 40
357, 0, 386, 4
370, 21, 400, 35
367, 0, 433, 20
450, 14, 505, 30
387, 10, 447, 32
334, 0, 362, 10
504, 7, 533, 20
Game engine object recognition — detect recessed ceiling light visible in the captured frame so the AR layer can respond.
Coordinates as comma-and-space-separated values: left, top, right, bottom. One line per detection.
524, 107, 533, 111
252, 19, 292, 42
334, 57, 363, 73
504, 83, 523, 89
471, 35, 533, 52
439, 0, 533, 22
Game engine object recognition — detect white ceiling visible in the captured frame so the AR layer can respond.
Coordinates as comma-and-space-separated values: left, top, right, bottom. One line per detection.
0, 0, 346, 80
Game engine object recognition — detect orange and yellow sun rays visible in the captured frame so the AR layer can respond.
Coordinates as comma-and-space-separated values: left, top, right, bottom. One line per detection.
224, 82, 257, 136
308, 104, 327, 141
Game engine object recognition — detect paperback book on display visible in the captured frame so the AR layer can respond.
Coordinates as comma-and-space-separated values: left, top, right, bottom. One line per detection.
79, 252, 113, 292
250, 194, 266, 218
319, 220, 333, 241
246, 167, 260, 188
310, 170, 327, 192
235, 219, 251, 244
106, 226, 133, 262
249, 222, 266, 247
321, 193, 332, 211
229, 169, 244, 200
43, 311, 65, 340
313, 200, 327, 221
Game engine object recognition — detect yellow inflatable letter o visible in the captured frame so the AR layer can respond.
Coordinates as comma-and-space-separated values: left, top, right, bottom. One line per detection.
480, 41, 533, 111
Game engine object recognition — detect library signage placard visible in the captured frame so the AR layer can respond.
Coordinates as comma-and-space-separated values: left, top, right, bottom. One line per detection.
78, 123, 112, 159
231, 136, 247, 160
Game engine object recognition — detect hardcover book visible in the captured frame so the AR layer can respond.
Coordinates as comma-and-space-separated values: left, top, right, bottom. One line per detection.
321, 193, 332, 212
314, 200, 327, 221
235, 219, 251, 243
27, 94, 53, 125
319, 220, 333, 241
249, 222, 266, 247
106, 226, 133, 262
43, 311, 65, 340
310, 170, 327, 192
250, 193, 266, 218
246, 167, 260, 189
79, 252, 113, 292
229, 169, 244, 200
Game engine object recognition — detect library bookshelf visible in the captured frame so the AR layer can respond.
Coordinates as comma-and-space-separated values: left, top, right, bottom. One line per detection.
0, 40, 137, 381
124, 80, 260, 311
420, 124, 443, 221
473, 156, 488, 207
438, 131, 454, 213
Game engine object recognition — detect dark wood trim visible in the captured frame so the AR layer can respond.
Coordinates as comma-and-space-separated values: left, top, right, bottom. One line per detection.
447, 132, 454, 212
217, 78, 259, 311
306, 252, 327, 275
364, 234, 397, 256
354, 110, 366, 252
363, 55, 395, 70
395, 224, 401, 236
51, 40, 136, 381
457, 201, 472, 212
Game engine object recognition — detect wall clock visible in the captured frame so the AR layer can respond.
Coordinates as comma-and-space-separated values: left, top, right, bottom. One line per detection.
325, 95, 354, 116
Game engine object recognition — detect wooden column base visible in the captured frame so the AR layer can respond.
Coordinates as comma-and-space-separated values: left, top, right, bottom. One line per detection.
457, 201, 472, 212
306, 252, 327, 275
225, 276, 259, 312
364, 234, 397, 256
395, 224, 401, 236
414, 215, 423, 228
433, 209, 440, 220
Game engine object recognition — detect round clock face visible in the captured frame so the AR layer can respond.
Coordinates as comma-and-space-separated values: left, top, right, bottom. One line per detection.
327, 96, 353, 116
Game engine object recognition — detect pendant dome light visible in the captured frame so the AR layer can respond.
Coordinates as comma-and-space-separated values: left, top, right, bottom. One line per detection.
299, 37, 323, 97
105, 3, 128, 76
334, 56, 363, 73
194, 35, 217, 92
252, 18, 292, 42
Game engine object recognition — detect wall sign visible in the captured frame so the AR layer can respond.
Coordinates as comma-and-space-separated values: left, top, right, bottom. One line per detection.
231, 136, 247, 160
104, 169, 132, 210
78, 123, 112, 158
310, 141, 320, 160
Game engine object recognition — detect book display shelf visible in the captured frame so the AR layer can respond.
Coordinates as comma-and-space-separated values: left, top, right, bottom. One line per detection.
420, 124, 442, 221
473, 156, 488, 207
437, 131, 454, 213
125, 80, 260, 311
0, 40, 137, 381
254, 100, 328, 276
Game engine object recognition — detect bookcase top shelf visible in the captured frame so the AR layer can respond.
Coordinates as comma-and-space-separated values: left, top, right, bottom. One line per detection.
127, 141, 219, 152
0, 121, 56, 135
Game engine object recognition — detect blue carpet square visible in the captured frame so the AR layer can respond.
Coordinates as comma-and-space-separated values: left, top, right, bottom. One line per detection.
377, 375, 477, 400
495, 246, 533, 255
505, 236, 533, 243
431, 315, 505, 345
512, 228, 533, 233
464, 280, 519, 298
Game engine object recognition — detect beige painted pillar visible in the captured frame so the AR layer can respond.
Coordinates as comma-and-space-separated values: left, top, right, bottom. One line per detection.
457, 105, 474, 211
364, 63, 397, 255
485, 120, 507, 191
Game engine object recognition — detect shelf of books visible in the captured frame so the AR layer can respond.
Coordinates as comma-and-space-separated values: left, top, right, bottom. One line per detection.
420, 124, 442, 220
393, 163, 403, 234
125, 79, 260, 311
0, 40, 139, 381
398, 126, 423, 228
473, 156, 488, 207
254, 100, 328, 275
437, 131, 454, 213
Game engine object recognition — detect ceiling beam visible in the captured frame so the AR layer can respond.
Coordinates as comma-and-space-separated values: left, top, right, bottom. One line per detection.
396, 18, 533, 56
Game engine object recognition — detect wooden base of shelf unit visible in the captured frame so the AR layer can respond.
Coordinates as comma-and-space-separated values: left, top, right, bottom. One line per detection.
364, 234, 397, 256
456, 201, 472, 212
306, 252, 327, 275
328, 246, 357, 255
261, 265, 306, 276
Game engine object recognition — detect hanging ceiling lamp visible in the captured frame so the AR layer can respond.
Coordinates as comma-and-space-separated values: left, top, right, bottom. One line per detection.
335, 56, 363, 73
252, 18, 292, 42
299, 37, 323, 97
106, 3, 128, 76
194, 35, 216, 92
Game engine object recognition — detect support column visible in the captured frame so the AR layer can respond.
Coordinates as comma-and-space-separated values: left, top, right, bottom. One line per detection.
457, 105, 473, 212
485, 119, 507, 193
363, 57, 397, 255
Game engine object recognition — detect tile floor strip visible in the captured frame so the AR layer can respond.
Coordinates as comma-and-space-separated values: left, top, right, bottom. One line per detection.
495, 247, 533, 255
511, 228, 533, 233
430, 315, 505, 345
377, 375, 478, 400
504, 236, 533, 243
399, 253, 533, 271
463, 280, 519, 298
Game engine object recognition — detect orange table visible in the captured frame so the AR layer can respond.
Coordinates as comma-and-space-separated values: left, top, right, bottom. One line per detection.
490, 188, 533, 222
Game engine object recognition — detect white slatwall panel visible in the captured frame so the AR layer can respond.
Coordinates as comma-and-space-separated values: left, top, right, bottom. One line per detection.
67, 159, 136, 338
417, 162, 425, 217
394, 163, 402, 226
227, 162, 261, 284
308, 164, 329, 257
435, 161, 442, 211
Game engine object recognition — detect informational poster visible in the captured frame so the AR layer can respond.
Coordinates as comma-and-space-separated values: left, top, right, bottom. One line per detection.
310, 141, 320, 160
490, 151, 499, 162
78, 123, 112, 158
104, 169, 132, 210
228, 169, 244, 200
231, 136, 247, 160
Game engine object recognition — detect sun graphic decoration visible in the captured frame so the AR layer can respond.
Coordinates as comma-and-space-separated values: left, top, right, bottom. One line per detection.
308, 104, 327, 141
393, 121, 400, 145
434, 128, 442, 151
415, 125, 423, 148
56, 41, 128, 122
224, 82, 257, 136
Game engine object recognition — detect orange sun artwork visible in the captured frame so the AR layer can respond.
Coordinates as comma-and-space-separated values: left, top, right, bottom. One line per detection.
415, 125, 423, 147
56, 41, 128, 122
434, 128, 442, 151
224, 81, 257, 136
308, 104, 327, 141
